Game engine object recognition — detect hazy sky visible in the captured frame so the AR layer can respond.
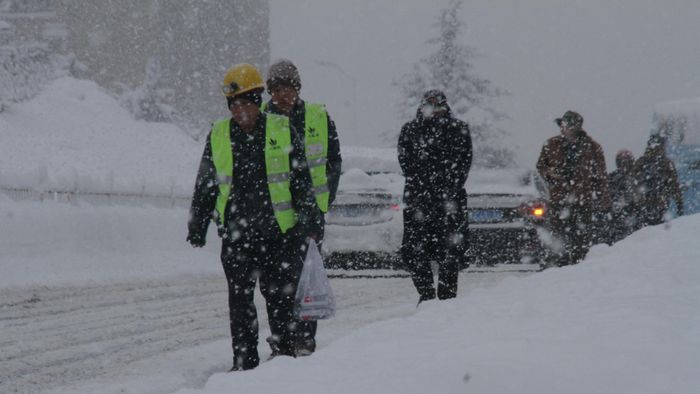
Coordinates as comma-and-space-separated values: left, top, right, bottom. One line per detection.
270, 0, 700, 168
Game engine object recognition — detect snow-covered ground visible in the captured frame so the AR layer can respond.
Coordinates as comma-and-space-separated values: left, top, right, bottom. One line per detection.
2, 77, 699, 394
1, 197, 698, 394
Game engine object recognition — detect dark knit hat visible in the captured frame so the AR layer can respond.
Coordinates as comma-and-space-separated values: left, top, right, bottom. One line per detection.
267, 59, 301, 92
227, 88, 263, 109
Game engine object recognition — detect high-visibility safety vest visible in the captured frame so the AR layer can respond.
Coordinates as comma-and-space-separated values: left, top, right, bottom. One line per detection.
209, 114, 297, 234
304, 103, 330, 212
261, 102, 330, 212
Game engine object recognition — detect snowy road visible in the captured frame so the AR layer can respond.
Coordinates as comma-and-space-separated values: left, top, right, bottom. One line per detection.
0, 275, 229, 393
0, 270, 533, 394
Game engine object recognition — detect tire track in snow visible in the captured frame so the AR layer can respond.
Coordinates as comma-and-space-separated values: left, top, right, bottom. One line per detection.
0, 270, 533, 394
0, 275, 232, 394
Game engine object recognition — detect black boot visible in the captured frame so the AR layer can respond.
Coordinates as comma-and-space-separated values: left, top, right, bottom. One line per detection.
295, 337, 316, 356
230, 348, 259, 372
267, 337, 296, 360
295, 321, 317, 356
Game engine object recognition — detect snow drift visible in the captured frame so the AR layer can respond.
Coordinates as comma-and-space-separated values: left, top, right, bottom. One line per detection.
0, 77, 202, 197
175, 215, 700, 394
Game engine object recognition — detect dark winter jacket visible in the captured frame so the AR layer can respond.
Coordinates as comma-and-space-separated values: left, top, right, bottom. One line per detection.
264, 98, 342, 206
398, 104, 472, 271
633, 146, 683, 224
609, 168, 639, 214
536, 128, 611, 214
398, 106, 472, 209
187, 113, 321, 244
607, 168, 641, 242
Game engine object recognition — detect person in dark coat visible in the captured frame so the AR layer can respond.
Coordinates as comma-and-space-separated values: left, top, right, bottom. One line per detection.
536, 110, 611, 267
633, 134, 684, 227
398, 90, 472, 303
186, 64, 321, 371
263, 59, 342, 356
608, 149, 640, 243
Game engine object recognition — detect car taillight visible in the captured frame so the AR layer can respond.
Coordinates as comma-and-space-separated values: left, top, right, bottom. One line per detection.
519, 200, 547, 221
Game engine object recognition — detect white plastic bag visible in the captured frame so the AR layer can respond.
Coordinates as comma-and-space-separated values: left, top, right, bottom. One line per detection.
294, 241, 336, 320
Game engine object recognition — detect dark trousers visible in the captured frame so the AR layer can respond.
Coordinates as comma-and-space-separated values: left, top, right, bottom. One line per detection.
550, 206, 593, 267
401, 206, 467, 301
638, 205, 665, 227
609, 205, 640, 244
220, 227, 304, 369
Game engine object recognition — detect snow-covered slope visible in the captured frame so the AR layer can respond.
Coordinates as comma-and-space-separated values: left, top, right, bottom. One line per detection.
0, 77, 202, 196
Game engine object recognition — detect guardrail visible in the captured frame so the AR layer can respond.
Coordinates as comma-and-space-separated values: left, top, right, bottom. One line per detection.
0, 186, 192, 208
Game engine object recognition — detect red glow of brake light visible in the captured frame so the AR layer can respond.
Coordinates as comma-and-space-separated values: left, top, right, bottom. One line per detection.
390, 203, 401, 211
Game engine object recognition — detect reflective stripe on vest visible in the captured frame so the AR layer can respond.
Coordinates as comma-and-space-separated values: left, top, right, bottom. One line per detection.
209, 115, 297, 234
304, 103, 330, 212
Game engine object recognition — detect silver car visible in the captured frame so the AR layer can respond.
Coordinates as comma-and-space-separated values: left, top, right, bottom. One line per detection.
323, 168, 404, 269
323, 148, 551, 269
465, 169, 551, 267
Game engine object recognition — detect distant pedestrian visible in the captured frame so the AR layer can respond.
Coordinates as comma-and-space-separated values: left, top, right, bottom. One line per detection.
633, 134, 683, 227
536, 110, 611, 267
263, 59, 342, 356
608, 149, 640, 243
398, 90, 472, 303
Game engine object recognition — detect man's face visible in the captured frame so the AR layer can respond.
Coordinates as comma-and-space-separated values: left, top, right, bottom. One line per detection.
229, 97, 259, 129
269, 84, 298, 115
421, 97, 447, 119
559, 121, 577, 139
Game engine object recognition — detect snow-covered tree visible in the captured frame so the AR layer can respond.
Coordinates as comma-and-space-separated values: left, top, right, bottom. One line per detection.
393, 0, 515, 168
0, 1, 70, 112
119, 58, 175, 123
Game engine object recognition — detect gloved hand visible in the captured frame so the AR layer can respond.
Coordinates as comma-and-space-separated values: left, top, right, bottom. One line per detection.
187, 232, 206, 248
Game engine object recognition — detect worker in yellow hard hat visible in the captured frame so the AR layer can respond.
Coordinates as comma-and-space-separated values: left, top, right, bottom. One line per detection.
187, 63, 322, 371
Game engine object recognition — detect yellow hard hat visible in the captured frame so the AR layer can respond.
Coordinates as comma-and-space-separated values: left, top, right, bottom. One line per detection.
221, 63, 264, 97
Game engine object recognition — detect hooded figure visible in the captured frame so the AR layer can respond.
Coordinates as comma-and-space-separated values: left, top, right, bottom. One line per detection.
536, 110, 611, 267
633, 134, 683, 226
398, 90, 472, 302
